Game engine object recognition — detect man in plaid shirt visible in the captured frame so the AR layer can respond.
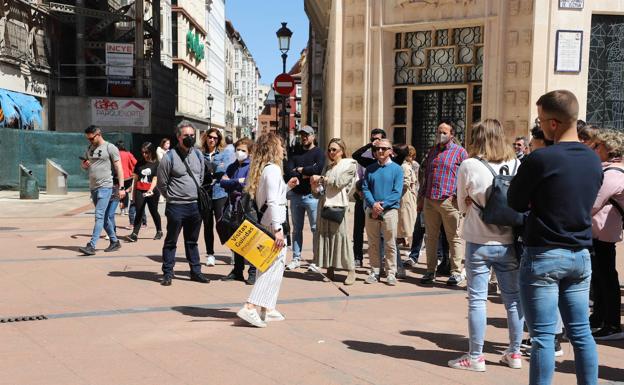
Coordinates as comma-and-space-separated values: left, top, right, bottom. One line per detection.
418, 120, 468, 286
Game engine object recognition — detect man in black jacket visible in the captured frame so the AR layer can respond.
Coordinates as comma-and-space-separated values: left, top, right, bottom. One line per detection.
285, 126, 325, 270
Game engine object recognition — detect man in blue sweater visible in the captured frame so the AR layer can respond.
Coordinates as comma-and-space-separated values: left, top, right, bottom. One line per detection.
508, 90, 601, 385
362, 138, 404, 286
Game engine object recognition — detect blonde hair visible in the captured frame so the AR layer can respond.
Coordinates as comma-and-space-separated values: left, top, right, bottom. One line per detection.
594, 129, 624, 159
468, 119, 516, 162
245, 133, 284, 199
407, 145, 417, 163
327, 138, 348, 165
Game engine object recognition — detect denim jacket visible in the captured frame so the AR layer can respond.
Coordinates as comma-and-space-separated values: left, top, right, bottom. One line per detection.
204, 150, 228, 200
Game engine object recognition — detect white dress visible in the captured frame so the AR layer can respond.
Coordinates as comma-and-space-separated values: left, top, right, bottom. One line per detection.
247, 163, 287, 309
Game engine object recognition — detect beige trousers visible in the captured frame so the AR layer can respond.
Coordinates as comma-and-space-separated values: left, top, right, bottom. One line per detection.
423, 197, 464, 275
365, 208, 398, 276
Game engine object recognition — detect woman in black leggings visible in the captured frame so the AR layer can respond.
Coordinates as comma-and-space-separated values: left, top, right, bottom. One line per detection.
126, 142, 163, 242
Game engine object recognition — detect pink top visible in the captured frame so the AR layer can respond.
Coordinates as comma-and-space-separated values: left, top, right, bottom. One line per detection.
591, 162, 624, 243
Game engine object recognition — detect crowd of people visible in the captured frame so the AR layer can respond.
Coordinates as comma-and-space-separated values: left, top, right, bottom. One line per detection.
77, 89, 622, 384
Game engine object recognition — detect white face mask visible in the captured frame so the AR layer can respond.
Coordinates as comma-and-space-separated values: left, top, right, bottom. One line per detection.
438, 133, 450, 144
236, 150, 248, 162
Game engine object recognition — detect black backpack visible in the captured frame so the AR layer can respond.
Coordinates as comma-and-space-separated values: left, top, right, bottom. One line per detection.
602, 167, 624, 228
470, 158, 524, 228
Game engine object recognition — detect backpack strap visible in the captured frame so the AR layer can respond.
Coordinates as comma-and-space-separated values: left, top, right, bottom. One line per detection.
476, 157, 498, 178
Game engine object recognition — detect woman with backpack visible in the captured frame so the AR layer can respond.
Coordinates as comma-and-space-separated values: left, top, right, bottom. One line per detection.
310, 138, 358, 285
219, 137, 256, 285
236, 133, 298, 328
448, 119, 525, 372
589, 129, 624, 340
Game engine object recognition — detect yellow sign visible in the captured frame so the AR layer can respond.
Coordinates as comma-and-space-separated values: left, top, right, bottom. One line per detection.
225, 219, 279, 272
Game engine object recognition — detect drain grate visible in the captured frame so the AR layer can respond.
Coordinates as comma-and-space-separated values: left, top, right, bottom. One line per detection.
0, 315, 47, 323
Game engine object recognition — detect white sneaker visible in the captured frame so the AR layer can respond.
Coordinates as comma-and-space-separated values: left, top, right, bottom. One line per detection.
206, 255, 216, 266
286, 259, 300, 270
448, 354, 486, 372
236, 307, 267, 328
500, 352, 522, 369
261, 309, 285, 322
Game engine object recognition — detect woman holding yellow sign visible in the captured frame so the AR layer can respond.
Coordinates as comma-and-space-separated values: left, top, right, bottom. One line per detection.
236, 133, 298, 328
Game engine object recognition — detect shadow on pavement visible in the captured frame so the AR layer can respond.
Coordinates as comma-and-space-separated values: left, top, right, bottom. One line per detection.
284, 270, 325, 282
555, 359, 624, 383
342, 340, 458, 368
400, 330, 508, 355
108, 270, 162, 282
172, 306, 237, 319
37, 245, 84, 253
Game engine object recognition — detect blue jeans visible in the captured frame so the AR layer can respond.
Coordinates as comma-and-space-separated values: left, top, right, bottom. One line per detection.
465, 242, 523, 358
289, 193, 318, 260
520, 247, 597, 385
162, 203, 202, 276
89, 187, 118, 247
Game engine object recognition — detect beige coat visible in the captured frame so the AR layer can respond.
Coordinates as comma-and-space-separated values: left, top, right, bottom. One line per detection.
398, 161, 418, 239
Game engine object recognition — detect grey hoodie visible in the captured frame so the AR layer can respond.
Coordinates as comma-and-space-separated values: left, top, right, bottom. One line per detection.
157, 147, 205, 204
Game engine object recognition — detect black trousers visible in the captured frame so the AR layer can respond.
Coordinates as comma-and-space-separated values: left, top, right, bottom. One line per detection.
353, 197, 365, 261
203, 196, 227, 255
232, 252, 257, 277
162, 203, 202, 276
132, 190, 162, 235
591, 239, 621, 328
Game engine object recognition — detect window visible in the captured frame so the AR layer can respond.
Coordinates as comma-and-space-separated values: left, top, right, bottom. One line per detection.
296, 85, 302, 98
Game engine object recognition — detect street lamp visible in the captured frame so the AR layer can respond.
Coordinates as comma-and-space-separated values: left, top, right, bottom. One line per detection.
207, 94, 214, 130
236, 108, 241, 137
276, 22, 292, 74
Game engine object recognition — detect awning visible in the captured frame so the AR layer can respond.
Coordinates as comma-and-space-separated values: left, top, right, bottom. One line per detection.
0, 88, 43, 129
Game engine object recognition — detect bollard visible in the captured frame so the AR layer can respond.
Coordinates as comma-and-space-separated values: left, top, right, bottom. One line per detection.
19, 164, 40, 199
46, 159, 68, 195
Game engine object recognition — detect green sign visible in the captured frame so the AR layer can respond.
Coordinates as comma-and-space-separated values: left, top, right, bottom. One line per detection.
186, 30, 205, 60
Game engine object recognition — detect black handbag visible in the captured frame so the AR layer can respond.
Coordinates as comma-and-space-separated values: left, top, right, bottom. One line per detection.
321, 206, 346, 223
182, 150, 212, 219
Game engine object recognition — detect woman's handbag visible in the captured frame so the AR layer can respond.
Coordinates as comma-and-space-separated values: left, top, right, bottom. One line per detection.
321, 206, 346, 223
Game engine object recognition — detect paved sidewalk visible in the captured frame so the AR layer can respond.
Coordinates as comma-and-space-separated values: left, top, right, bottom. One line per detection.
0, 194, 622, 385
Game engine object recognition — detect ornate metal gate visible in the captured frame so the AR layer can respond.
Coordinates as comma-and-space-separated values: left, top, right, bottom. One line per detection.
411, 89, 466, 162
587, 15, 624, 130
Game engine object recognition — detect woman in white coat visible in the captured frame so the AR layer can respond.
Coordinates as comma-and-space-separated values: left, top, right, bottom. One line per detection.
236, 133, 298, 328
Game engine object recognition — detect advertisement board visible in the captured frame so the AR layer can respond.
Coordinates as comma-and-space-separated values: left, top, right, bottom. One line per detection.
106, 43, 134, 77
91, 98, 150, 127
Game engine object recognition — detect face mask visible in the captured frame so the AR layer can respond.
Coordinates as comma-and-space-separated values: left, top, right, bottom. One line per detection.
236, 150, 248, 162
182, 135, 195, 148
438, 133, 450, 144
516, 150, 523, 157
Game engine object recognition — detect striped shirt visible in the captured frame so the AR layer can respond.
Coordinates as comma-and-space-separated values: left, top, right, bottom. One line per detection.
421, 142, 468, 200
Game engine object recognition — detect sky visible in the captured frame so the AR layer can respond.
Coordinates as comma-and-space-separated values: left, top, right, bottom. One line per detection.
226, 0, 309, 85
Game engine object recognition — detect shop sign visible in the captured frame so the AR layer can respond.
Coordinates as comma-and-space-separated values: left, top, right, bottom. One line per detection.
186, 30, 205, 60
106, 43, 134, 77
91, 98, 150, 127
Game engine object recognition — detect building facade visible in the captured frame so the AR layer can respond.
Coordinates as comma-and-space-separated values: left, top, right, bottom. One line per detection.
173, 0, 208, 131
0, 0, 50, 130
205, 0, 226, 131
305, 0, 624, 156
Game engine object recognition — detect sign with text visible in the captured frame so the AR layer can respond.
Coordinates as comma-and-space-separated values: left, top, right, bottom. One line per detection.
91, 98, 150, 127
555, 30, 583, 73
106, 43, 134, 77
225, 219, 279, 272
559, 0, 583, 9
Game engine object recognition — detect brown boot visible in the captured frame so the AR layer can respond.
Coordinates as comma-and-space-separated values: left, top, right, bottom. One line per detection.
344, 269, 356, 285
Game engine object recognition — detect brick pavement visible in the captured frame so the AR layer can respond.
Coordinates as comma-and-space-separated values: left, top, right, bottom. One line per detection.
0, 191, 622, 385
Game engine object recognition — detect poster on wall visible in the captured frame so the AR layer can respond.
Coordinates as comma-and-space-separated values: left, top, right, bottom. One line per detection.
555, 30, 583, 73
559, 0, 584, 9
105, 43, 134, 77
91, 98, 150, 127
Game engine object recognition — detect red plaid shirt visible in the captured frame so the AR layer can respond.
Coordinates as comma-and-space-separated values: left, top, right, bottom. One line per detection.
421, 142, 468, 200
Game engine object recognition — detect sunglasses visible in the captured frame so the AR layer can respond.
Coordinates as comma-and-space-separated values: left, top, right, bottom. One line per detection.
208, 135, 219, 140
86, 133, 100, 141
373, 146, 391, 152
327, 147, 341, 153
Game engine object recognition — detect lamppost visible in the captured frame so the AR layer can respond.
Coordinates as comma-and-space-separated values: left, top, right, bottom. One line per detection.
207, 93, 214, 130
276, 22, 292, 141
236, 108, 241, 138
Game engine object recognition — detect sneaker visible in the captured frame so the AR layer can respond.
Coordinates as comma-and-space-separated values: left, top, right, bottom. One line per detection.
126, 233, 138, 242
500, 352, 522, 369
387, 274, 397, 286
78, 243, 96, 255
420, 271, 436, 284
447, 273, 464, 286
104, 240, 121, 252
261, 309, 285, 322
286, 259, 301, 271
364, 272, 379, 284
206, 255, 216, 266
104, 234, 110, 240
520, 338, 532, 350
448, 354, 486, 372
153, 231, 163, 240
593, 326, 624, 341
403, 258, 416, 268
554, 338, 564, 357
523, 338, 564, 357
236, 307, 267, 328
